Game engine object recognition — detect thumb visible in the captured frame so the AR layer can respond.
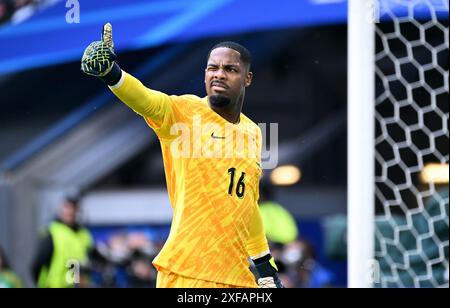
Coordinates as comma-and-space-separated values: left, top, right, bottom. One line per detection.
102, 22, 114, 49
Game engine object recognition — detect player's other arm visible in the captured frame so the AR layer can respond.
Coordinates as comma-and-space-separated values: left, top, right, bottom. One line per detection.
247, 206, 284, 288
81, 23, 169, 126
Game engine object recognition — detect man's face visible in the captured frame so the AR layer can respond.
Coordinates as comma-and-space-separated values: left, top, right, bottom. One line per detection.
59, 201, 78, 226
205, 47, 252, 106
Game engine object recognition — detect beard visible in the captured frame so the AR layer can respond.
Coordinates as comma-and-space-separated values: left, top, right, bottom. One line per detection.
209, 94, 231, 108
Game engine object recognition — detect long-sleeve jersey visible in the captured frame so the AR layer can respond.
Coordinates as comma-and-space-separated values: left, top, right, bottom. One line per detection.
109, 72, 269, 287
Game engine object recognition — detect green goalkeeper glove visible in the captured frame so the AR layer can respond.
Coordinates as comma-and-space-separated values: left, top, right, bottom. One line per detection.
253, 254, 284, 288
81, 23, 122, 85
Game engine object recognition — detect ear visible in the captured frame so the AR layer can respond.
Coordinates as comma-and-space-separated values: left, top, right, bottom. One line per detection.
245, 71, 253, 87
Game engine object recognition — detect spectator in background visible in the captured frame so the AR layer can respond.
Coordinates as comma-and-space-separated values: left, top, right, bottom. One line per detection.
0, 246, 24, 288
127, 250, 157, 288
0, 0, 56, 25
31, 195, 93, 288
0, 0, 14, 24
84, 232, 158, 288
259, 182, 299, 245
281, 238, 334, 288
254, 182, 299, 287
126, 233, 157, 287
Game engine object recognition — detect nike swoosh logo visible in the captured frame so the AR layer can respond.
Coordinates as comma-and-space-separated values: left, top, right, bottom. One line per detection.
211, 132, 226, 139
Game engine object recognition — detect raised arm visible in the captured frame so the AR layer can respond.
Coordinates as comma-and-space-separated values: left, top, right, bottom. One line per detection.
81, 23, 170, 127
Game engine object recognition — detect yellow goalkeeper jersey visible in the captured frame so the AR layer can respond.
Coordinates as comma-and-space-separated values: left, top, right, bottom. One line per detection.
110, 72, 269, 287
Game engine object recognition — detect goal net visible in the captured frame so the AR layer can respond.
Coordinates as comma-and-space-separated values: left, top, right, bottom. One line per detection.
373, 0, 449, 287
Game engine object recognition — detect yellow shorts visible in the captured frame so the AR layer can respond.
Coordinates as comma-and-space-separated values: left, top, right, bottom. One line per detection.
156, 269, 243, 288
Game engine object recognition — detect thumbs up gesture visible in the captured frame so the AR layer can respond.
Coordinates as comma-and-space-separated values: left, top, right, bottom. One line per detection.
81, 23, 117, 77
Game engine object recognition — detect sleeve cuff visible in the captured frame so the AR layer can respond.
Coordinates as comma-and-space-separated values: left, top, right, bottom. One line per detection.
108, 69, 125, 89
251, 250, 271, 260
100, 62, 122, 86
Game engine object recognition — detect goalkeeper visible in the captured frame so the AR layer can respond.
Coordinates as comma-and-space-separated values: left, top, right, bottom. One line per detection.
81, 23, 283, 288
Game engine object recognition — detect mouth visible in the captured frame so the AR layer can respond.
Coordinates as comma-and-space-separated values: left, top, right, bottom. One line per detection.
210, 81, 228, 91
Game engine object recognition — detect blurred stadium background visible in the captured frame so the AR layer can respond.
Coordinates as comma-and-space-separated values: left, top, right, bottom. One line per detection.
0, 0, 448, 288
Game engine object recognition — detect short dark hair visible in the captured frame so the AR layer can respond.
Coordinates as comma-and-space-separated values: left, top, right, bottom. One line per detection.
64, 194, 80, 208
207, 41, 252, 71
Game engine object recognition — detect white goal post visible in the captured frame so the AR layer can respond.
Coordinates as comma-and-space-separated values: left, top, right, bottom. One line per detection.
348, 0, 376, 288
